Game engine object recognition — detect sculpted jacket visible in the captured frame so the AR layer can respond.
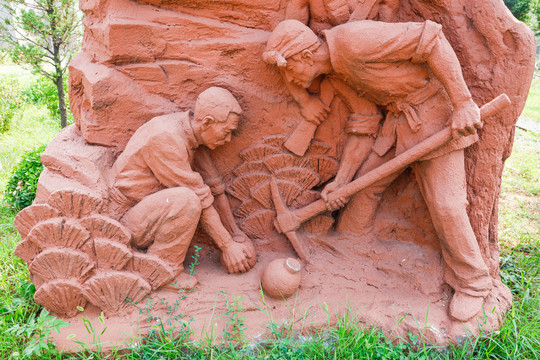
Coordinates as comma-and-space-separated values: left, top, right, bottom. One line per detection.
322, 20, 477, 158
111, 112, 214, 209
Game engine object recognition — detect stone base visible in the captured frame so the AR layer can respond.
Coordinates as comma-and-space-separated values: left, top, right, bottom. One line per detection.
51, 232, 512, 352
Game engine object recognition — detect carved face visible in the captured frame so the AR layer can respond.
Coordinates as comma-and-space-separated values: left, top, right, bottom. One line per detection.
200, 112, 240, 149
281, 51, 317, 88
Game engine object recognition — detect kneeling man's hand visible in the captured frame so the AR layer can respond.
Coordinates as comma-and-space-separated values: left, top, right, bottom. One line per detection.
221, 233, 256, 274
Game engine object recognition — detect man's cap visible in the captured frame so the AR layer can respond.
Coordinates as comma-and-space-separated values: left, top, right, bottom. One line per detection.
263, 19, 319, 67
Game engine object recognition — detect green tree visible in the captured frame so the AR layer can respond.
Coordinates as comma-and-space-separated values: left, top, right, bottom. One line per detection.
504, 0, 533, 21
532, 0, 540, 35
0, 0, 82, 128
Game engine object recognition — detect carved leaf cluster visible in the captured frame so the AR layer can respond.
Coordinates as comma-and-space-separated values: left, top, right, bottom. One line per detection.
228, 135, 338, 239
13, 188, 152, 317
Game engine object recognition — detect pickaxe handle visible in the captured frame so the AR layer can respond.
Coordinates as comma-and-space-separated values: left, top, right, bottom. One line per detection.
277, 94, 511, 233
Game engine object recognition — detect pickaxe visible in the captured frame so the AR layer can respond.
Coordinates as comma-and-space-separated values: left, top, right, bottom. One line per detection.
271, 94, 511, 263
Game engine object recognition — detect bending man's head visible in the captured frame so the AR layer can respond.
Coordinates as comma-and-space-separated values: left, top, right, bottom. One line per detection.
193, 87, 242, 150
263, 20, 326, 88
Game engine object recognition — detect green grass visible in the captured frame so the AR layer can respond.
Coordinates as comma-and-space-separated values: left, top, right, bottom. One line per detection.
0, 65, 60, 192
0, 205, 40, 359
0, 67, 538, 359
522, 75, 540, 123
499, 129, 540, 248
0, 105, 59, 192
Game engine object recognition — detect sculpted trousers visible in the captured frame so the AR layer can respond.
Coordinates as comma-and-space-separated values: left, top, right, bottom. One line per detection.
337, 149, 492, 297
121, 187, 202, 273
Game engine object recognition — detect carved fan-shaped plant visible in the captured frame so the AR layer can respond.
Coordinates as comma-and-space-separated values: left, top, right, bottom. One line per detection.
48, 188, 105, 218
14, 204, 60, 239
227, 135, 338, 239
128, 252, 176, 290
34, 279, 87, 318
83, 271, 151, 315
80, 214, 132, 247
94, 238, 132, 270
227, 172, 270, 202
239, 144, 281, 162
263, 153, 295, 173
275, 167, 320, 190
240, 209, 276, 239
29, 247, 94, 285
300, 214, 335, 235
251, 179, 303, 209
232, 161, 267, 177
305, 140, 331, 155
296, 155, 339, 185
25, 218, 92, 255
234, 198, 264, 218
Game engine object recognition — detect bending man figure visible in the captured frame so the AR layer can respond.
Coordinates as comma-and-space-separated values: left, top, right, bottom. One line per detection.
110, 87, 256, 290
263, 20, 491, 321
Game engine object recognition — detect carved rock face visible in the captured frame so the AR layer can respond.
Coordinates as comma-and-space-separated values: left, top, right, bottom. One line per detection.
13, 0, 536, 351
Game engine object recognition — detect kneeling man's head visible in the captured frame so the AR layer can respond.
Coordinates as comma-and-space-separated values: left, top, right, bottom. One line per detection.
193, 87, 242, 149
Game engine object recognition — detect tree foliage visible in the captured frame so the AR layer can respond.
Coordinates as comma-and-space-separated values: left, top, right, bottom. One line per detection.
4, 145, 46, 210
504, 0, 540, 35
0, 0, 82, 128
504, 0, 533, 21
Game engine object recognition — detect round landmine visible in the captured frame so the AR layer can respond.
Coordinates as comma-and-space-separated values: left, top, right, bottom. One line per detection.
261, 258, 302, 299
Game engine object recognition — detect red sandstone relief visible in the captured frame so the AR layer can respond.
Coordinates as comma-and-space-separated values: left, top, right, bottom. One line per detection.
12, 0, 536, 350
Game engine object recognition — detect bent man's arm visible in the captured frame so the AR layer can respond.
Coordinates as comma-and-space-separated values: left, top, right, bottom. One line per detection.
286, 0, 310, 25
321, 86, 380, 209
194, 147, 242, 235
283, 75, 330, 124
194, 147, 256, 272
424, 26, 482, 138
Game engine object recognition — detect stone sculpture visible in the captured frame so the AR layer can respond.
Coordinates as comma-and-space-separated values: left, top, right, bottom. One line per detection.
12, 0, 536, 351
14, 87, 256, 318
262, 18, 496, 322
110, 87, 256, 288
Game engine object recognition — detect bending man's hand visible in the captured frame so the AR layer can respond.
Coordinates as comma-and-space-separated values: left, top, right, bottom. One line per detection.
300, 95, 330, 125
220, 233, 256, 274
321, 181, 349, 211
450, 98, 482, 139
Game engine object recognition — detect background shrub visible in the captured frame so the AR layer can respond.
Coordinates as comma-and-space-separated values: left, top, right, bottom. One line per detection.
0, 74, 24, 133
4, 145, 46, 210
22, 75, 70, 121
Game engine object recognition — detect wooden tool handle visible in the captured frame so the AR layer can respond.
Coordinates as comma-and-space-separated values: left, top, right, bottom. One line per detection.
291, 93, 511, 225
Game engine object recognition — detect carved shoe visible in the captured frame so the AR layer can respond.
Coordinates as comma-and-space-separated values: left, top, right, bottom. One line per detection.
449, 292, 484, 322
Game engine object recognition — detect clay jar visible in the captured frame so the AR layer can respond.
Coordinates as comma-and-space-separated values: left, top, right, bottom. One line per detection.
261, 258, 302, 299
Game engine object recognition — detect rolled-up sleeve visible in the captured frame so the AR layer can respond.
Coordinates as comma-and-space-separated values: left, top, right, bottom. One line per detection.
411, 20, 443, 64
345, 113, 382, 137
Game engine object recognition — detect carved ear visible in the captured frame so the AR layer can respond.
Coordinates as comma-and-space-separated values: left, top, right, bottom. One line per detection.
301, 50, 314, 65
202, 115, 215, 129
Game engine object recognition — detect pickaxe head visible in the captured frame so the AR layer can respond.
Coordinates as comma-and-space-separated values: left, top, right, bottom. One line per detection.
270, 178, 301, 234
270, 177, 309, 263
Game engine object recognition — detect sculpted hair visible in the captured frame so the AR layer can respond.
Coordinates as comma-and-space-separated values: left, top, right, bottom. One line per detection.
194, 87, 242, 123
